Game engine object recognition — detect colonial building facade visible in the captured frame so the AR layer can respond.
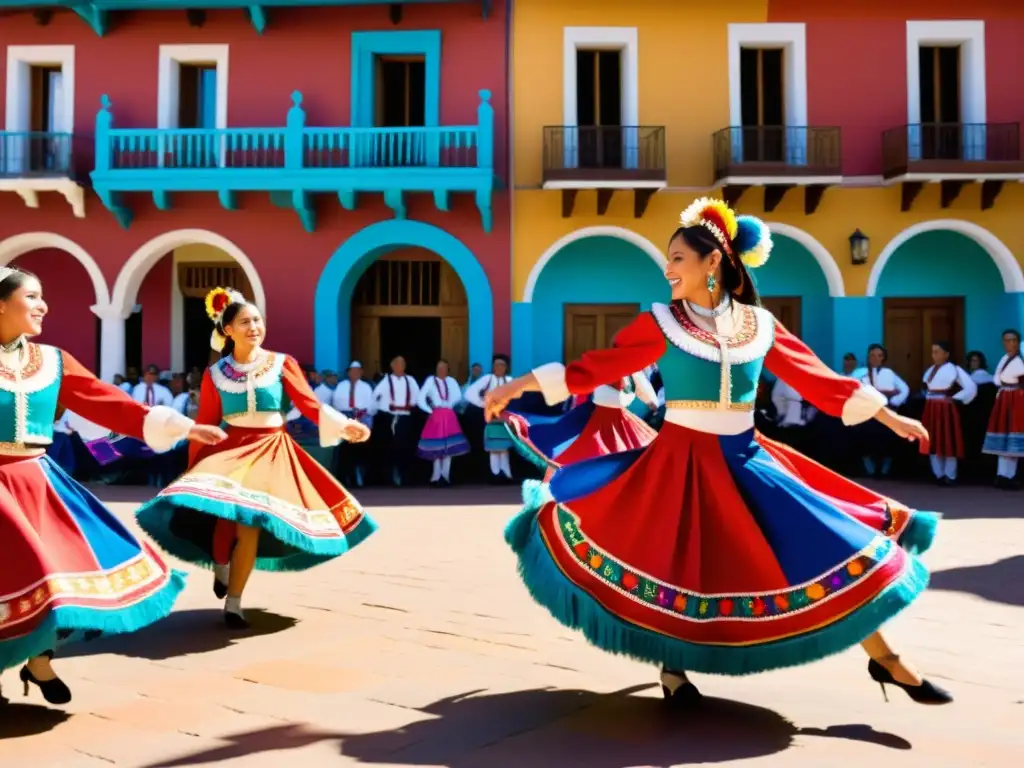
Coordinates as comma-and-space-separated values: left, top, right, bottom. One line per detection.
0, 0, 506, 383
508, 0, 1024, 383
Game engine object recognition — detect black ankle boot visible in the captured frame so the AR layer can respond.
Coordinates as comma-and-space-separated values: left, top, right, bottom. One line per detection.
20, 653, 72, 705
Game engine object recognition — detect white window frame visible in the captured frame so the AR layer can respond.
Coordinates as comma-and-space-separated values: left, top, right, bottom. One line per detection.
4, 45, 76, 175
906, 21, 986, 162
727, 24, 807, 166
157, 44, 229, 166
561, 27, 640, 172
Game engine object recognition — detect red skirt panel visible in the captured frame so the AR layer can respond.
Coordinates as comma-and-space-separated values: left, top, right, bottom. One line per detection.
983, 389, 1024, 457
555, 407, 658, 466
921, 398, 964, 458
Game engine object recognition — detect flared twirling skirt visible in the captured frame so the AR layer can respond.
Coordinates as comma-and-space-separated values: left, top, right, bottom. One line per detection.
135, 426, 377, 572
417, 407, 471, 460
0, 454, 185, 671
504, 423, 938, 676
921, 398, 964, 458
983, 388, 1024, 457
483, 421, 513, 452
504, 403, 657, 470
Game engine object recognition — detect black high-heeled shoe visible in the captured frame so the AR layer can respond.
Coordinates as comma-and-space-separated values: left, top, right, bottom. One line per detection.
224, 610, 250, 630
868, 659, 953, 705
660, 670, 704, 709
20, 653, 72, 705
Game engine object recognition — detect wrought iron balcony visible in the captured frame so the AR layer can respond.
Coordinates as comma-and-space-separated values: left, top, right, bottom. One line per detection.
712, 126, 842, 181
0, 131, 85, 217
91, 90, 496, 231
541, 125, 667, 186
882, 122, 1024, 178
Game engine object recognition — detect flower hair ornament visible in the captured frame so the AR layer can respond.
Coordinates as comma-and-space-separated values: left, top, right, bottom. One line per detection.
679, 197, 773, 268
205, 287, 246, 352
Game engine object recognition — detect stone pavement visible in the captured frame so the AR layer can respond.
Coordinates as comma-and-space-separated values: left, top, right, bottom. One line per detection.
0, 481, 1021, 768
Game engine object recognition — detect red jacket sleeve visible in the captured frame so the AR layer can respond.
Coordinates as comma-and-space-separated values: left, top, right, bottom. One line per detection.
281, 355, 323, 424
188, 369, 223, 466
764, 320, 883, 422
57, 350, 148, 440
533, 312, 667, 405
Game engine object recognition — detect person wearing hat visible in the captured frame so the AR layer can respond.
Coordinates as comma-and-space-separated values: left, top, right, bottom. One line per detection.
332, 361, 376, 487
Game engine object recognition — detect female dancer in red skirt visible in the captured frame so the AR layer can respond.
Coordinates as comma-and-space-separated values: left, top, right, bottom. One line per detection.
920, 341, 977, 485
503, 372, 659, 480
984, 329, 1024, 489
0, 267, 224, 705
485, 199, 951, 708
135, 289, 374, 628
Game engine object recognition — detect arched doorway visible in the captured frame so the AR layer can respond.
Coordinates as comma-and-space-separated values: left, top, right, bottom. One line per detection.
871, 228, 1012, 383
112, 230, 265, 378
315, 220, 494, 378
528, 233, 667, 365
755, 229, 838, 361
0, 233, 109, 371
350, 249, 469, 381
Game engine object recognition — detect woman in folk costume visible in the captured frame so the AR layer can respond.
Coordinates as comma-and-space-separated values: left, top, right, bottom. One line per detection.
416, 359, 470, 486
920, 341, 977, 486
503, 371, 658, 481
854, 345, 910, 477
464, 354, 514, 483
0, 267, 224, 705
135, 289, 375, 629
484, 200, 951, 708
983, 329, 1024, 490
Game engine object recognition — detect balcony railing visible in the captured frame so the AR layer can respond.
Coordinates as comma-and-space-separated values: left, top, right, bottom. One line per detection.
542, 125, 666, 184
91, 90, 495, 230
882, 123, 1023, 178
713, 126, 842, 180
0, 131, 74, 177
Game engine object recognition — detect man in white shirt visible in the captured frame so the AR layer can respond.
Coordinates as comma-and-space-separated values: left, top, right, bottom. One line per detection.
313, 370, 339, 405
131, 364, 174, 484
332, 361, 376, 487
372, 356, 420, 486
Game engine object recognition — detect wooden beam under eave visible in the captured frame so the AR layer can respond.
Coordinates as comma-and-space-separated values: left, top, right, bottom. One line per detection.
722, 184, 748, 208
804, 184, 828, 215
940, 180, 966, 208
634, 189, 656, 218
900, 181, 924, 212
560, 189, 578, 218
980, 180, 1004, 210
763, 185, 792, 213
596, 189, 614, 216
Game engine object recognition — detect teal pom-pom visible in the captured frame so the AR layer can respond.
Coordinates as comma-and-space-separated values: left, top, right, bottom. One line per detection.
733, 215, 772, 267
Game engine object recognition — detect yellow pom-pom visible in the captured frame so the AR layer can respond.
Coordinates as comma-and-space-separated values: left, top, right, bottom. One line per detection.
210, 329, 225, 353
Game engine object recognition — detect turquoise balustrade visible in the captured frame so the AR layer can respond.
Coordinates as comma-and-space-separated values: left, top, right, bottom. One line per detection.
92, 90, 496, 232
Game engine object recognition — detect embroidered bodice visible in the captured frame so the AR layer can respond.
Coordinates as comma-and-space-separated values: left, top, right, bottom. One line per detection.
209, 351, 286, 421
650, 302, 773, 410
0, 342, 62, 446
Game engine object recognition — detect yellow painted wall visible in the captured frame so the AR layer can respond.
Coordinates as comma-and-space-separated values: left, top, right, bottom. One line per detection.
512, 184, 1024, 300
510, 0, 1024, 301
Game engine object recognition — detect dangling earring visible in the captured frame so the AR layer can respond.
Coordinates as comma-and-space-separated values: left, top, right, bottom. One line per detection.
706, 272, 717, 293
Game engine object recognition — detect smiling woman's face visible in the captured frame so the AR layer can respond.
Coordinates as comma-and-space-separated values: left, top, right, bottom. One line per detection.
0, 274, 48, 338
224, 304, 265, 351
664, 233, 719, 303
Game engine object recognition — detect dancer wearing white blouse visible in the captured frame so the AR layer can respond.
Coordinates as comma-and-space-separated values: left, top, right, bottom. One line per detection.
416, 360, 470, 485
464, 354, 514, 482
984, 330, 1024, 489
921, 343, 977, 484
856, 345, 910, 477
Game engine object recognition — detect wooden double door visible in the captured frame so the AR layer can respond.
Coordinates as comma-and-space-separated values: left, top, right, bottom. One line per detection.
351, 254, 468, 381
760, 296, 802, 338
883, 297, 964, 384
564, 303, 639, 361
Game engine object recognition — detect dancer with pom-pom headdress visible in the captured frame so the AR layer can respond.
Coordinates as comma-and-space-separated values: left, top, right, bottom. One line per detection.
481, 198, 952, 708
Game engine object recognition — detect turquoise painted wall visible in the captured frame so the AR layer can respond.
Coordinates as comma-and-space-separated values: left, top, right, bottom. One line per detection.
530, 236, 668, 366
753, 234, 833, 365
832, 297, 883, 371
874, 230, 1010, 368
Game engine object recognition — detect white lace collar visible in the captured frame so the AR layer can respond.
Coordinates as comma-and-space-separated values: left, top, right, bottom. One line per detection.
650, 302, 774, 365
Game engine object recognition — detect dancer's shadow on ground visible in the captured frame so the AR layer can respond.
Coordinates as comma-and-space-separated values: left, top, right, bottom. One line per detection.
60, 608, 297, 661
930, 555, 1024, 607
137, 685, 909, 768
0, 701, 71, 740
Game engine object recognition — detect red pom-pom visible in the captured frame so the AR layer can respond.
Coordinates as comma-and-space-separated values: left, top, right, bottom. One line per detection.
212, 293, 230, 313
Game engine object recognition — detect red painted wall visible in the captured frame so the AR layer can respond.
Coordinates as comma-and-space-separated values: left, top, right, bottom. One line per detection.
0, 3, 510, 370
9, 248, 97, 367
138, 257, 172, 368
768, 1, 1024, 176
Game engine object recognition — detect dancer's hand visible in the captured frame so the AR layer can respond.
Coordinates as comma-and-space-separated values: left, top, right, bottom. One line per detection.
876, 409, 929, 444
188, 424, 227, 445
341, 420, 371, 443
484, 380, 525, 422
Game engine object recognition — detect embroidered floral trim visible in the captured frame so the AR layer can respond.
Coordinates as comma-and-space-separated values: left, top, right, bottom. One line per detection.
650, 303, 774, 365
0, 343, 44, 383
210, 351, 284, 396
554, 505, 895, 622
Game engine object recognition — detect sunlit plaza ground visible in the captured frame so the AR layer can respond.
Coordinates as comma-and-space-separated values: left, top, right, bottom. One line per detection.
0, 481, 1021, 768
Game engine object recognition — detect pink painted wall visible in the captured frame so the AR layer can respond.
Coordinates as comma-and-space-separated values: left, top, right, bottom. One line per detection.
138, 257, 172, 369
769, 1, 1024, 176
9, 248, 97, 367
0, 3, 510, 369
